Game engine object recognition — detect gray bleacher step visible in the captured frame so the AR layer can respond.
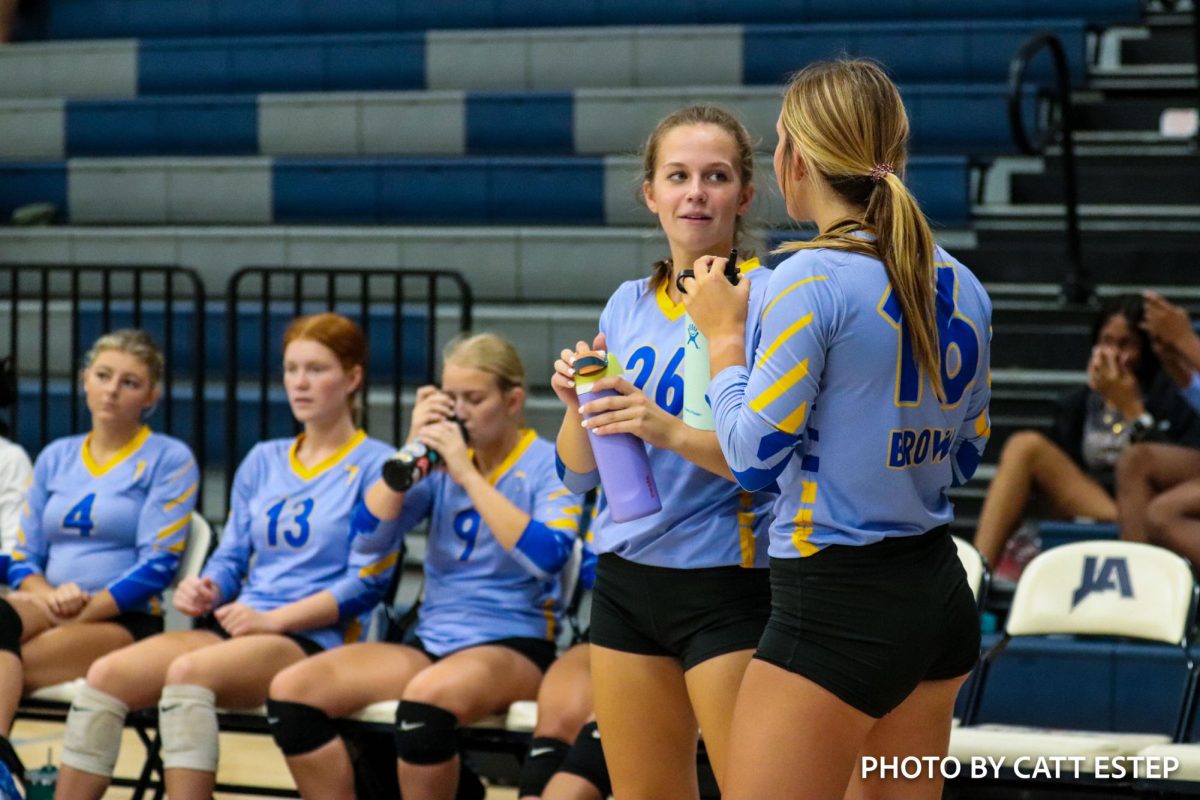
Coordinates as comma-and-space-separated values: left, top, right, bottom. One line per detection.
992, 153, 1200, 207
974, 204, 1200, 220
1071, 88, 1199, 133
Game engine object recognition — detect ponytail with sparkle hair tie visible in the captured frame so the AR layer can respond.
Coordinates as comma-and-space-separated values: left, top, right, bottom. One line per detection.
869, 163, 895, 183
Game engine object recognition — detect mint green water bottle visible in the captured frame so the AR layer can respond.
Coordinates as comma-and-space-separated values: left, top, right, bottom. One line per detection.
24, 750, 56, 800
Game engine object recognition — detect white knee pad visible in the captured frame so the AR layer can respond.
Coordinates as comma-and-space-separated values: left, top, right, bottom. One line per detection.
158, 684, 219, 773
60, 684, 130, 778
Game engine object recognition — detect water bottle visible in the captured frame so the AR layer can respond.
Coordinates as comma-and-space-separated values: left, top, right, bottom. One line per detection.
381, 418, 468, 491
24, 751, 56, 800
679, 250, 740, 430
574, 351, 661, 523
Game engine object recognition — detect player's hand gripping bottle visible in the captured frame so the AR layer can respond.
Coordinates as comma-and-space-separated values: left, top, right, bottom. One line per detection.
574, 350, 662, 522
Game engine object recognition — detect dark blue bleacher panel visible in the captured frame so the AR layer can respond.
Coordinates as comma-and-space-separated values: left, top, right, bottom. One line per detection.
743, 20, 1089, 87
971, 638, 1191, 734
271, 157, 607, 225
0, 162, 68, 221
66, 97, 258, 157
40, 0, 1141, 39
465, 93, 575, 155
137, 34, 426, 95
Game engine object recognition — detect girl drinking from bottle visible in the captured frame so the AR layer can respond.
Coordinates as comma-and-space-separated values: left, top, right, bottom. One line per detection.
266, 333, 584, 800
552, 104, 774, 799
683, 60, 991, 800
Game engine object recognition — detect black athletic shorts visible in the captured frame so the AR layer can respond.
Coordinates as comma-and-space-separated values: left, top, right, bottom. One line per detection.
755, 525, 980, 719
406, 635, 558, 674
589, 553, 771, 671
195, 614, 324, 657
112, 612, 164, 642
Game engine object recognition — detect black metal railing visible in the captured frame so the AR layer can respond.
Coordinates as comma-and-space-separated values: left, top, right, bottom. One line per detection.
223, 267, 474, 505
0, 264, 207, 468
1008, 32, 1090, 304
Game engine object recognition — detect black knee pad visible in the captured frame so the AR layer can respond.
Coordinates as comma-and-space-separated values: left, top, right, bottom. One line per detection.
266, 699, 339, 756
560, 722, 611, 797
394, 701, 458, 765
517, 736, 570, 797
0, 599, 22, 658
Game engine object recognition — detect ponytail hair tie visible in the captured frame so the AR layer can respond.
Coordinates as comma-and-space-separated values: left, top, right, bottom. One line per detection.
869, 163, 895, 183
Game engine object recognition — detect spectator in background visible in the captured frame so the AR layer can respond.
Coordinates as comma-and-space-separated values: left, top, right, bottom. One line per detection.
0, 0, 17, 43
0, 436, 31, 557
1116, 292, 1200, 562
973, 295, 1200, 578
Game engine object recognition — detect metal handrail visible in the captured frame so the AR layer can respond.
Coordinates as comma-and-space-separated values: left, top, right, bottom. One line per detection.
1008, 31, 1091, 304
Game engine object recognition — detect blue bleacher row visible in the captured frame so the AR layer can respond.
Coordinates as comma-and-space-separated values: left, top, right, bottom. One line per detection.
25, 0, 1138, 39
0, 155, 971, 225
0, 21, 1090, 99
0, 85, 1037, 161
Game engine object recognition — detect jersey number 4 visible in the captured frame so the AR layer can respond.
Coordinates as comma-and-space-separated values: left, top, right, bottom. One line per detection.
880, 266, 982, 408
63, 494, 97, 537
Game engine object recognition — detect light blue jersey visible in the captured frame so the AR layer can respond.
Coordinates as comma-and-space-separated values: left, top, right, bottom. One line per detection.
203, 431, 401, 650
709, 245, 992, 558
560, 261, 775, 569
394, 431, 584, 657
12, 427, 198, 614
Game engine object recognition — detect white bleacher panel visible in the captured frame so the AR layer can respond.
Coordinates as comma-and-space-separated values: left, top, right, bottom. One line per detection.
359, 92, 466, 156
259, 92, 468, 157
525, 31, 638, 89
952, 535, 986, 602
515, 227, 654, 302
426, 31, 530, 91
397, 229, 523, 299
0, 41, 137, 100
67, 158, 273, 224
283, 231, 405, 270
0, 99, 65, 159
573, 87, 776, 155
1006, 541, 1194, 643
631, 27, 743, 88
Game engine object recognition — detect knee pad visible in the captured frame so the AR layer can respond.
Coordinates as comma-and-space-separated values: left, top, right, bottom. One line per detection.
60, 684, 130, 778
560, 722, 611, 797
517, 736, 570, 797
266, 698, 339, 756
393, 701, 458, 765
158, 684, 218, 773
0, 599, 22, 657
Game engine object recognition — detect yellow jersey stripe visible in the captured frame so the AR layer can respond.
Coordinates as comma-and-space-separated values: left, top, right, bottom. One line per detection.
655, 280, 685, 321
757, 313, 813, 369
547, 488, 571, 501
763, 276, 827, 320
546, 518, 579, 531
791, 507, 819, 557
750, 359, 809, 413
801, 481, 818, 505
155, 514, 191, 542
775, 401, 808, 435
359, 551, 399, 579
164, 482, 198, 512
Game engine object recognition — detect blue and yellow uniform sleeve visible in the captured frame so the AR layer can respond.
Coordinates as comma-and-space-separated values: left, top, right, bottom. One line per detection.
202, 448, 259, 605
951, 326, 992, 487
511, 465, 583, 581
107, 443, 199, 611
709, 257, 840, 490
10, 451, 51, 587
325, 499, 404, 619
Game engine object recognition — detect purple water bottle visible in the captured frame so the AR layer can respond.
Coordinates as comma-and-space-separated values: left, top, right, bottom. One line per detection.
575, 350, 662, 523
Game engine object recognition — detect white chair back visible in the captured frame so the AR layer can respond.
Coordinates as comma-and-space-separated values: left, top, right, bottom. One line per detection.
172, 512, 212, 586
953, 535, 986, 603
1006, 541, 1194, 644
